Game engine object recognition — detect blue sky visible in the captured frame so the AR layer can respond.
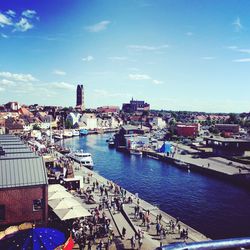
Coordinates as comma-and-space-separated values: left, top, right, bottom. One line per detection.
0, 0, 250, 112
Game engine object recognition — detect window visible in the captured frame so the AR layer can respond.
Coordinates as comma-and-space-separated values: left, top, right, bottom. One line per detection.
33, 199, 43, 211
0, 205, 5, 221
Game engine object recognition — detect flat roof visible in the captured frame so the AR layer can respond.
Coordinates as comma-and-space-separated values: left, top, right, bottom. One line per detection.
205, 137, 250, 143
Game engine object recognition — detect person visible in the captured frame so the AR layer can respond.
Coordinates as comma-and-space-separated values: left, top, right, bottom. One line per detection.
87, 240, 92, 250
138, 238, 143, 249
122, 227, 126, 239
130, 236, 136, 249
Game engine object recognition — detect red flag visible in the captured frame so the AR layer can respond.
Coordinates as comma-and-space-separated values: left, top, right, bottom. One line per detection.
63, 234, 74, 250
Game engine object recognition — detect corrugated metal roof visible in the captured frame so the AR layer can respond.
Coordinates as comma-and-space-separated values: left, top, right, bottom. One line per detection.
0, 157, 48, 188
0, 135, 48, 188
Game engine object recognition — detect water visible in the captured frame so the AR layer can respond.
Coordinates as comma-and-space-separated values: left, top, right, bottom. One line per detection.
64, 134, 250, 240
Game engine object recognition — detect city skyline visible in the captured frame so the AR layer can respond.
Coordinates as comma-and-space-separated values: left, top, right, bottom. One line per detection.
1, 0, 250, 113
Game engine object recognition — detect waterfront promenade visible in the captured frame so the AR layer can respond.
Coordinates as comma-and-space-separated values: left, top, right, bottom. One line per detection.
71, 161, 210, 249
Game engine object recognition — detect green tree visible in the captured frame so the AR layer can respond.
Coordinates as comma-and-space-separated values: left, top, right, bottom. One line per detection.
33, 124, 41, 130
65, 119, 73, 129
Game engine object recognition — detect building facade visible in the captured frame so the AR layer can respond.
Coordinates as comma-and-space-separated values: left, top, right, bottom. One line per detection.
76, 84, 85, 110
0, 135, 48, 229
122, 98, 150, 113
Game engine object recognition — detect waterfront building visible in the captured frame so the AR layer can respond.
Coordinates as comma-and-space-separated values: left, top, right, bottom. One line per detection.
205, 137, 250, 157
76, 84, 85, 111
122, 98, 150, 113
79, 113, 97, 130
66, 112, 81, 127
152, 117, 166, 129
0, 135, 48, 229
215, 124, 240, 134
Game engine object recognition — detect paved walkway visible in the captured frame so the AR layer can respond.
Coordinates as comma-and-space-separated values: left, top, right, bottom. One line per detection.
71, 162, 209, 250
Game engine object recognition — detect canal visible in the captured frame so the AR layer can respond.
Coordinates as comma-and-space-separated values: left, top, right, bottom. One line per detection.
64, 134, 250, 240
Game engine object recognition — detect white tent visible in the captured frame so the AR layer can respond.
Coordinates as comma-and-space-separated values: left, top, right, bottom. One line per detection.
48, 197, 81, 210
48, 184, 66, 193
48, 191, 72, 200
54, 206, 91, 220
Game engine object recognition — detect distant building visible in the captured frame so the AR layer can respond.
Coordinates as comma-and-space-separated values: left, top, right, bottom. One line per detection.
176, 124, 199, 138
0, 135, 48, 228
122, 98, 150, 113
79, 113, 97, 130
96, 106, 120, 115
66, 112, 81, 127
215, 124, 240, 134
4, 102, 20, 111
76, 84, 85, 110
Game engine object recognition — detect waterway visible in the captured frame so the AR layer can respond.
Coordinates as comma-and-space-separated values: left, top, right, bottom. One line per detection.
64, 134, 250, 240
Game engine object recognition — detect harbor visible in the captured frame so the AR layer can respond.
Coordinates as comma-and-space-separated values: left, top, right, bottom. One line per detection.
64, 134, 250, 240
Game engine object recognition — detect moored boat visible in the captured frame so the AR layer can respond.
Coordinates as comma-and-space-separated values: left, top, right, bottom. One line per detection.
80, 129, 88, 136
72, 129, 80, 136
130, 149, 142, 156
66, 150, 94, 169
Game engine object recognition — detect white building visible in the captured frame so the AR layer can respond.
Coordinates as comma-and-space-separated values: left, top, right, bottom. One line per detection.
79, 113, 97, 130
66, 112, 81, 126
152, 117, 166, 129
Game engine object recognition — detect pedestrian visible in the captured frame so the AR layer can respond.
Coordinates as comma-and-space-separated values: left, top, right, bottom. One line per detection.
130, 236, 136, 249
87, 240, 92, 250
138, 238, 143, 249
122, 227, 126, 239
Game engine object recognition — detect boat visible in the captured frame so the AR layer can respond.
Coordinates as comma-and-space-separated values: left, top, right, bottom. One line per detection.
130, 149, 143, 156
58, 147, 70, 154
63, 130, 73, 138
108, 138, 115, 148
53, 133, 63, 140
66, 150, 94, 169
147, 154, 159, 160
80, 129, 88, 136
72, 129, 80, 136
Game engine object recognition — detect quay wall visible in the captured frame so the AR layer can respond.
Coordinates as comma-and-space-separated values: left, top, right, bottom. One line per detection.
141, 150, 250, 188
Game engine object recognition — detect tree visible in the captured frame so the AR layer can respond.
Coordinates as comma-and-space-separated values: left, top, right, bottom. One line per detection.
65, 119, 73, 129
33, 124, 41, 130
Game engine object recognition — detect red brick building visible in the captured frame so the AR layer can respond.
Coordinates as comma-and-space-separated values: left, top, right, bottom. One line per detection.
0, 135, 48, 229
176, 124, 198, 138
215, 124, 240, 134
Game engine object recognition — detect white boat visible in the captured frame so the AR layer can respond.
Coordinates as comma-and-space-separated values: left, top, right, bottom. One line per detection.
130, 149, 143, 156
66, 150, 94, 169
72, 129, 80, 136
63, 130, 73, 138
108, 138, 115, 148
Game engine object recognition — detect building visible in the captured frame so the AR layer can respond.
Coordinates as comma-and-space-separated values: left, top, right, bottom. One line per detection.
205, 137, 250, 156
76, 84, 85, 110
215, 124, 240, 134
79, 113, 97, 130
122, 98, 150, 113
96, 106, 120, 115
66, 112, 81, 127
176, 124, 199, 138
0, 135, 48, 229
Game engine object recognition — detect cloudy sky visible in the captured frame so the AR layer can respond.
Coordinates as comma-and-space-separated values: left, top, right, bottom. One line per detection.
0, 0, 250, 112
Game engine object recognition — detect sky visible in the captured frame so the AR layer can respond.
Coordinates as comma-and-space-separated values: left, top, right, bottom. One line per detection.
0, 0, 250, 113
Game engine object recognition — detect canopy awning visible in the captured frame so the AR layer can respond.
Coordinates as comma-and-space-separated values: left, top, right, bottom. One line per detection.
53, 206, 91, 221
48, 184, 66, 193
48, 191, 72, 200
48, 197, 81, 210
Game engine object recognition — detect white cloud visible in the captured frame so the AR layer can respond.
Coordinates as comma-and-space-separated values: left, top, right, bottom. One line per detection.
1, 33, 8, 38
82, 55, 94, 62
14, 18, 33, 32
108, 56, 128, 61
238, 49, 250, 54
50, 82, 75, 90
0, 79, 14, 85
0, 71, 38, 82
202, 56, 216, 60
129, 74, 151, 80
6, 10, 16, 17
53, 69, 66, 76
226, 45, 238, 50
0, 87, 4, 92
0, 12, 13, 27
22, 10, 37, 19
152, 79, 164, 85
232, 17, 243, 32
85, 20, 111, 32
127, 44, 168, 51
186, 32, 193, 36
233, 58, 250, 63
